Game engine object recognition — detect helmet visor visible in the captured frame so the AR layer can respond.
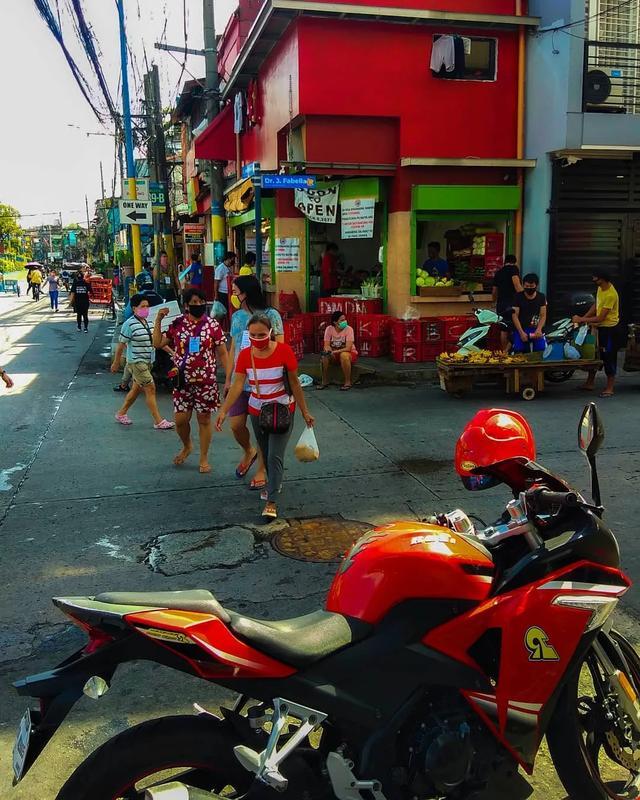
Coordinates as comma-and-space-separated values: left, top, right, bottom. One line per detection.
462, 473, 501, 492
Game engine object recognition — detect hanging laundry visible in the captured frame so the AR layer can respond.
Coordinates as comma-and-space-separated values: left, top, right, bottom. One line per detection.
430, 34, 455, 76
452, 36, 466, 78
233, 92, 244, 134
461, 36, 472, 55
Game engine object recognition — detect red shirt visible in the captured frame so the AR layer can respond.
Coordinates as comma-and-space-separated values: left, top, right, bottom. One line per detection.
236, 342, 298, 416
321, 252, 339, 292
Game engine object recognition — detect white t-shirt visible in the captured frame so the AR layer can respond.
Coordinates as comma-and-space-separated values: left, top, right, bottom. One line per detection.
214, 263, 230, 293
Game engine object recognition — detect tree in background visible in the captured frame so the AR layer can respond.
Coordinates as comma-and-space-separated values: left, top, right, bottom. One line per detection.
0, 203, 28, 273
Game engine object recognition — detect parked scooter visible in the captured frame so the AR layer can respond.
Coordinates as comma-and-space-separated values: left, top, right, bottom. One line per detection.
544, 293, 595, 383
457, 295, 507, 355
12, 404, 640, 800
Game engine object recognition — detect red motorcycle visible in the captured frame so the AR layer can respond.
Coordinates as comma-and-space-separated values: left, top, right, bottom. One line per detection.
12, 404, 640, 800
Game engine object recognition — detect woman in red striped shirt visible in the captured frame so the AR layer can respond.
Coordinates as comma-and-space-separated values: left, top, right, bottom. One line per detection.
216, 314, 314, 520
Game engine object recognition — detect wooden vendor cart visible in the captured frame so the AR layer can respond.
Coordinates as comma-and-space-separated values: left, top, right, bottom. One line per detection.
437, 357, 602, 401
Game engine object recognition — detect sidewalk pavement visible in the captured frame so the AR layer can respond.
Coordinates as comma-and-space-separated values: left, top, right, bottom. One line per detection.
1, 308, 639, 798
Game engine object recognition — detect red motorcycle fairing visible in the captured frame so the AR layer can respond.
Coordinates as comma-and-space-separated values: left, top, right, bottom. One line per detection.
326, 522, 494, 624
124, 609, 296, 679
424, 560, 630, 771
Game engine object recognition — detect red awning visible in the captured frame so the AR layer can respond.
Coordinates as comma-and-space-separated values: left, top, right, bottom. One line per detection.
194, 104, 235, 161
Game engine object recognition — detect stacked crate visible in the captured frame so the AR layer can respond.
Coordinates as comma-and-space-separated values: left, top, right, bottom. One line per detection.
283, 317, 304, 361
420, 318, 446, 362
390, 319, 422, 363
355, 314, 391, 358
441, 315, 475, 354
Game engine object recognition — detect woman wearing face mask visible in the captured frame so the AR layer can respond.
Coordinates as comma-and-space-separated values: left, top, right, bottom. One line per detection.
225, 275, 284, 491
216, 314, 314, 520
154, 288, 230, 474
318, 311, 358, 391
111, 294, 174, 429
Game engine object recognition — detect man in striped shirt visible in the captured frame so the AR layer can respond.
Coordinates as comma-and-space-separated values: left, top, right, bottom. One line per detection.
111, 294, 174, 430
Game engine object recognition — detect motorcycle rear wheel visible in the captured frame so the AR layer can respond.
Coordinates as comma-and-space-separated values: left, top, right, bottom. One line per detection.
548, 630, 640, 800
55, 714, 252, 800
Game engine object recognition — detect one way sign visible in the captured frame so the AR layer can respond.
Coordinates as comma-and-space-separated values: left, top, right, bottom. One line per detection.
118, 199, 153, 226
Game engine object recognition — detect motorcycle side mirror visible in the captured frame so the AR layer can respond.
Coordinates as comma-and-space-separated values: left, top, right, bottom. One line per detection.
578, 402, 605, 458
578, 402, 605, 508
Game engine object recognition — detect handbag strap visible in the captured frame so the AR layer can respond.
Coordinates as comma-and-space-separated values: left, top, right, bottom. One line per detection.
250, 348, 262, 399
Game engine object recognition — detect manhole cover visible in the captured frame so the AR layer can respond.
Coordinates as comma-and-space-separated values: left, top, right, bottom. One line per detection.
272, 516, 370, 563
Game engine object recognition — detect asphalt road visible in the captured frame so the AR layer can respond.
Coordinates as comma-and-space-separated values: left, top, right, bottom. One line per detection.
1, 285, 639, 799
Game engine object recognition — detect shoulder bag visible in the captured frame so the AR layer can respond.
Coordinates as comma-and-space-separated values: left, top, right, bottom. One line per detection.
251, 348, 292, 434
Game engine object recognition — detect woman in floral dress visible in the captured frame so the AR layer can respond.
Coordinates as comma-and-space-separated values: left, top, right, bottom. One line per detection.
154, 288, 230, 473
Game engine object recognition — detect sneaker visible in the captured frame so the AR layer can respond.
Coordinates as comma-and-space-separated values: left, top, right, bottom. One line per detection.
84, 329, 88, 333
154, 419, 175, 430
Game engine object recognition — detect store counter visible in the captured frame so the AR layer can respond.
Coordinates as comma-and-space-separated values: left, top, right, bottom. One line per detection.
408, 293, 494, 317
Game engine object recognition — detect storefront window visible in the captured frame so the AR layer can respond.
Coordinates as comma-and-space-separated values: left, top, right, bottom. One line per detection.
414, 214, 512, 294
308, 203, 384, 305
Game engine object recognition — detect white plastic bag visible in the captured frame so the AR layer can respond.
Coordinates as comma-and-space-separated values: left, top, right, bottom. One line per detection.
295, 426, 319, 463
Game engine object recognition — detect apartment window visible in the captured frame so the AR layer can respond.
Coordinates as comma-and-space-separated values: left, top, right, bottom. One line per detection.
431, 35, 497, 82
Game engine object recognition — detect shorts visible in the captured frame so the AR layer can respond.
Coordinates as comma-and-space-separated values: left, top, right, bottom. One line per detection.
227, 390, 250, 417
173, 383, 220, 414
326, 350, 358, 364
129, 362, 154, 386
512, 330, 547, 354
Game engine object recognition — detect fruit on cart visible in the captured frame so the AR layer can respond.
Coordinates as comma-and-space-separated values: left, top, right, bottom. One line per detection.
438, 350, 527, 366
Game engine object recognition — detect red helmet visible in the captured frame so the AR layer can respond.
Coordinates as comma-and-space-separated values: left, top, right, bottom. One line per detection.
455, 409, 536, 491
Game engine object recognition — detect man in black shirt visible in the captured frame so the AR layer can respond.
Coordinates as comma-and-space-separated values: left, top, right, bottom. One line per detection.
512, 273, 547, 353
492, 254, 523, 350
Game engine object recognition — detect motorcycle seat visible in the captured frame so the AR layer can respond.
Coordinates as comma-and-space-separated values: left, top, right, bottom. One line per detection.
95, 590, 231, 623
228, 609, 372, 667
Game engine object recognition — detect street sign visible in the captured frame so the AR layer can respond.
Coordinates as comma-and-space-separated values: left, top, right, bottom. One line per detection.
122, 179, 149, 201
261, 174, 317, 190
118, 199, 153, 226
149, 182, 166, 213
183, 223, 205, 244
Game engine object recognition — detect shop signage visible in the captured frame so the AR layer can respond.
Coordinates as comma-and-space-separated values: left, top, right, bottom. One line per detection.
341, 198, 375, 240
262, 174, 317, 190
294, 185, 339, 224
274, 238, 300, 272
118, 199, 153, 226
183, 223, 205, 244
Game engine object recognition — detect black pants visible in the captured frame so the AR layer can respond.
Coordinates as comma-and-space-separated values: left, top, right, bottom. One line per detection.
76, 306, 89, 330
599, 326, 620, 377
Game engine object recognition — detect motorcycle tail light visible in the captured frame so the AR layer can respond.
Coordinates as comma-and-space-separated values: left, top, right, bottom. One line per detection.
552, 595, 619, 632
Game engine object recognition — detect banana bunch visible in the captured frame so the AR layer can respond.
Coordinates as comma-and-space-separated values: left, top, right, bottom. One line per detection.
439, 350, 527, 366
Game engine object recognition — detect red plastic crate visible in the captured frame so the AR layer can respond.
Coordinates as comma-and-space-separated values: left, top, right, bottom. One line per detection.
356, 314, 391, 341
303, 334, 315, 354
312, 312, 332, 333
390, 342, 421, 363
351, 297, 383, 315
283, 318, 303, 343
291, 340, 304, 360
358, 338, 389, 358
318, 297, 347, 315
315, 330, 328, 353
391, 319, 421, 345
484, 232, 504, 257
442, 315, 474, 345
421, 341, 447, 362
421, 318, 443, 343
299, 312, 315, 336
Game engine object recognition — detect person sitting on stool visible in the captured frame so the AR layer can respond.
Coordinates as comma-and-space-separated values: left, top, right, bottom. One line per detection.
318, 311, 358, 391
511, 273, 547, 354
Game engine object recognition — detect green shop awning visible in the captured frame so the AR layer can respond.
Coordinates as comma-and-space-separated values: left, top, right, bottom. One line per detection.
412, 185, 521, 213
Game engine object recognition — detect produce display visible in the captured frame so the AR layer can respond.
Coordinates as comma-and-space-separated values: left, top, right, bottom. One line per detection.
438, 350, 527, 366
415, 268, 455, 288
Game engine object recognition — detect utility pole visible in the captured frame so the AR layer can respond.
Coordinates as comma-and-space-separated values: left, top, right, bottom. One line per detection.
144, 70, 162, 266
203, 0, 226, 266
151, 65, 175, 272
116, 0, 143, 276
85, 195, 91, 262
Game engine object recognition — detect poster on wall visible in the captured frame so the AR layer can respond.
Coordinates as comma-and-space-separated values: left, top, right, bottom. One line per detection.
294, 185, 339, 224
275, 238, 300, 272
246, 237, 270, 266
341, 198, 375, 239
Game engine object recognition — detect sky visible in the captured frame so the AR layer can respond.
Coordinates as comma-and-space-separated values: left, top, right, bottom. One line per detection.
0, 0, 236, 228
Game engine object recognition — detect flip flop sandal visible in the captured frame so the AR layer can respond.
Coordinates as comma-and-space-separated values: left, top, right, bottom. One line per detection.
113, 384, 129, 392
599, 392, 614, 398
340, 384, 352, 391
250, 478, 267, 491
261, 504, 278, 520
235, 452, 258, 479
316, 384, 329, 391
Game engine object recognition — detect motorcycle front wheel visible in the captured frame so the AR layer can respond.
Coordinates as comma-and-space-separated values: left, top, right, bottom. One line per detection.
55, 714, 253, 800
548, 630, 640, 800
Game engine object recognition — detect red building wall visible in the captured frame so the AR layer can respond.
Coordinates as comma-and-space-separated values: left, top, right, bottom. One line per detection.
240, 27, 300, 169
297, 17, 519, 161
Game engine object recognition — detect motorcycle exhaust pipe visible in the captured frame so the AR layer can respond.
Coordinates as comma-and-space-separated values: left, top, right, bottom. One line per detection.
144, 783, 226, 799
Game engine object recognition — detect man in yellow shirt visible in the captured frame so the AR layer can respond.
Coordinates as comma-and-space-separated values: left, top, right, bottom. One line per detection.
573, 269, 620, 397
238, 251, 256, 276
29, 267, 43, 301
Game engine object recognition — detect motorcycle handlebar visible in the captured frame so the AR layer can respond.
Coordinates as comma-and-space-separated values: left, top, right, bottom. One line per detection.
527, 488, 579, 513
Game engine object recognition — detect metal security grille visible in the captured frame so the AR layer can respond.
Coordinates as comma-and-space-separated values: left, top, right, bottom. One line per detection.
549, 158, 640, 322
